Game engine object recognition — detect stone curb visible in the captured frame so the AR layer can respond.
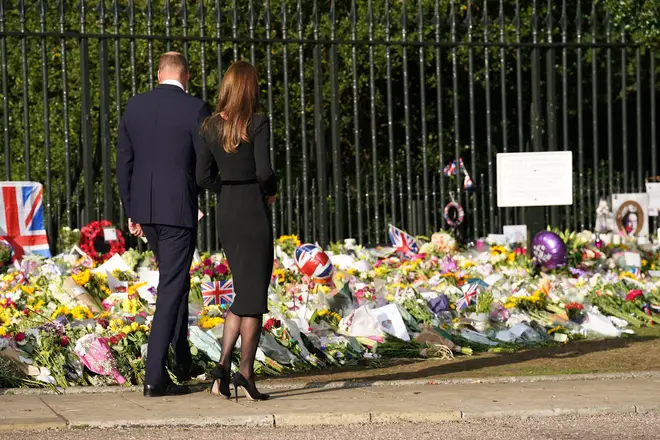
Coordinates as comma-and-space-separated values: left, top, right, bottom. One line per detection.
3, 370, 660, 396
3, 406, 655, 431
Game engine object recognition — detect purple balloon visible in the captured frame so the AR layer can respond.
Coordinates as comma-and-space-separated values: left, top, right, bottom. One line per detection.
531, 231, 566, 270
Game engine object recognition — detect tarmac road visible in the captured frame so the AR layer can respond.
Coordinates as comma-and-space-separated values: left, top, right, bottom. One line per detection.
2, 412, 658, 440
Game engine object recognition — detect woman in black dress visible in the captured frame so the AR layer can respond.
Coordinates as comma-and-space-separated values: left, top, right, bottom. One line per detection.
196, 61, 276, 401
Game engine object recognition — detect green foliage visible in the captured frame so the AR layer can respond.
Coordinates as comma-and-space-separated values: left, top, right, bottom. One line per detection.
603, 0, 660, 49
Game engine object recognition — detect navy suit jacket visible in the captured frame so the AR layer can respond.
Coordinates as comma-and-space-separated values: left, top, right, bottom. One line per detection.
116, 84, 211, 229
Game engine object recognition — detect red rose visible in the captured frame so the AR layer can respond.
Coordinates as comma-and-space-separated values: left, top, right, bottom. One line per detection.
14, 332, 25, 342
59, 336, 69, 347
23, 309, 30, 316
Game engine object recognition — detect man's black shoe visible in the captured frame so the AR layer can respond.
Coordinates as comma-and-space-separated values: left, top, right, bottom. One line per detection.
143, 383, 191, 398
174, 363, 206, 383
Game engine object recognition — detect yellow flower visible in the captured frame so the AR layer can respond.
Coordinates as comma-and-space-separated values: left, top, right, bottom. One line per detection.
121, 298, 139, 315
21, 285, 35, 295
51, 306, 70, 319
71, 305, 93, 320
547, 325, 561, 335
0, 326, 6, 336
347, 269, 357, 276
374, 267, 389, 277
507, 253, 516, 264
127, 282, 147, 297
199, 315, 224, 329
109, 318, 124, 333
491, 246, 507, 256
642, 259, 648, 267
461, 261, 476, 269
72, 270, 91, 286
131, 322, 139, 332
315, 284, 331, 295
620, 271, 637, 280
121, 325, 132, 334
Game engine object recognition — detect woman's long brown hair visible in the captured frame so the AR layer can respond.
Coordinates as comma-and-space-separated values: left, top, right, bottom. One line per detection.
206, 61, 259, 153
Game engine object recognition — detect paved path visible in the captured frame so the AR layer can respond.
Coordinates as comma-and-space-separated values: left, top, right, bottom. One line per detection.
2, 413, 660, 440
1, 377, 658, 430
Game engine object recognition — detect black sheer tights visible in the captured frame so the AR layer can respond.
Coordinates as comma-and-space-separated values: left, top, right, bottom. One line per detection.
218, 310, 263, 384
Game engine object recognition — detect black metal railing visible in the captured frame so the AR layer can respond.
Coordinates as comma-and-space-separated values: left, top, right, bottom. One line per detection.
0, 0, 658, 252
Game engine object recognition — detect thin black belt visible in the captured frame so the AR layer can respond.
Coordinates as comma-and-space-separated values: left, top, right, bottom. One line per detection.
221, 179, 258, 186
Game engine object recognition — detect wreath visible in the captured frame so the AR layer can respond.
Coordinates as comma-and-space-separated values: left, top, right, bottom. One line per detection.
79, 220, 126, 262
444, 202, 465, 227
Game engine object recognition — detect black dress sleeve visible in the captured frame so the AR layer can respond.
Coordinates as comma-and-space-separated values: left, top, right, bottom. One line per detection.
253, 116, 277, 197
195, 114, 223, 194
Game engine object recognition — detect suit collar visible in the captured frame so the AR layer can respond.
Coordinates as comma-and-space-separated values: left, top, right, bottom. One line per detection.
158, 82, 186, 93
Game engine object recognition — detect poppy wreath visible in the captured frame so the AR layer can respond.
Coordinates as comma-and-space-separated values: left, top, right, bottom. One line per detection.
443, 202, 465, 227
79, 220, 126, 263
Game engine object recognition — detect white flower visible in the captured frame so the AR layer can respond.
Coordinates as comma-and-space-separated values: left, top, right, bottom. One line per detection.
35, 367, 56, 385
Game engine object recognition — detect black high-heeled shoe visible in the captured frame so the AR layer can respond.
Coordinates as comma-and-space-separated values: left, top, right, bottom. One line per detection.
232, 373, 270, 402
209, 365, 231, 399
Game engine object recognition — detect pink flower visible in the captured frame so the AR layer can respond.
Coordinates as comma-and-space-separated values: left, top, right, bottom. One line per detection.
203, 258, 213, 267
14, 332, 25, 342
203, 269, 214, 277
216, 264, 228, 275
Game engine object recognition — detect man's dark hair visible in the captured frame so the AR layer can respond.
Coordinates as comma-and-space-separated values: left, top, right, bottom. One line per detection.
158, 52, 189, 74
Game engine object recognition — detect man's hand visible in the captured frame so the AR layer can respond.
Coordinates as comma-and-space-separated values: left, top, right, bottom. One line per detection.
267, 194, 277, 206
128, 219, 144, 237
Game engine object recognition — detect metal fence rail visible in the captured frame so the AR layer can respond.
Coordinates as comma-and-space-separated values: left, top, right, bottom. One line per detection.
0, 0, 658, 252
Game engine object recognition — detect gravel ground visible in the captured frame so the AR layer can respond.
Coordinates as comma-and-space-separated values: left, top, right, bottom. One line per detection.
3, 413, 659, 440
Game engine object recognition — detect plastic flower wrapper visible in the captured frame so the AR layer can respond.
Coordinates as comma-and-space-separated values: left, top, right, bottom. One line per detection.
74, 334, 126, 385
268, 310, 324, 367
188, 326, 222, 362
318, 335, 363, 366
258, 330, 299, 365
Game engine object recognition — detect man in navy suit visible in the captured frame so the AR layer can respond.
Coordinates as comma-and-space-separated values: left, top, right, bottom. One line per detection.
116, 52, 211, 397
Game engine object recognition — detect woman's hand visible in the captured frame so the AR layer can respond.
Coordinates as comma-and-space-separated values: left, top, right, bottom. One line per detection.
267, 194, 277, 206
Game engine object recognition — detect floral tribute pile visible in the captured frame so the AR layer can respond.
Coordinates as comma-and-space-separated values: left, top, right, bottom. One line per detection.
2, 226, 660, 389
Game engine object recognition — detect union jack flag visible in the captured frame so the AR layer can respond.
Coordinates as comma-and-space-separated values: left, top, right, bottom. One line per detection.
0, 182, 50, 261
388, 224, 419, 258
456, 283, 480, 310
201, 279, 235, 307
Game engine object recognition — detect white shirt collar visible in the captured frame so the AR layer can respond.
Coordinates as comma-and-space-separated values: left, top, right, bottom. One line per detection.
161, 79, 186, 92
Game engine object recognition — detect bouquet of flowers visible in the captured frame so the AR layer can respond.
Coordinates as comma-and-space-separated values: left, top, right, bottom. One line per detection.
74, 334, 126, 385
275, 235, 301, 258
309, 309, 342, 331
394, 288, 435, 326
189, 257, 231, 304
564, 302, 586, 324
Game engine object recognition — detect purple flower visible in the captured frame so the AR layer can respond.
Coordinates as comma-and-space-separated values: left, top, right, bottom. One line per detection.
440, 256, 458, 274
203, 269, 214, 277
